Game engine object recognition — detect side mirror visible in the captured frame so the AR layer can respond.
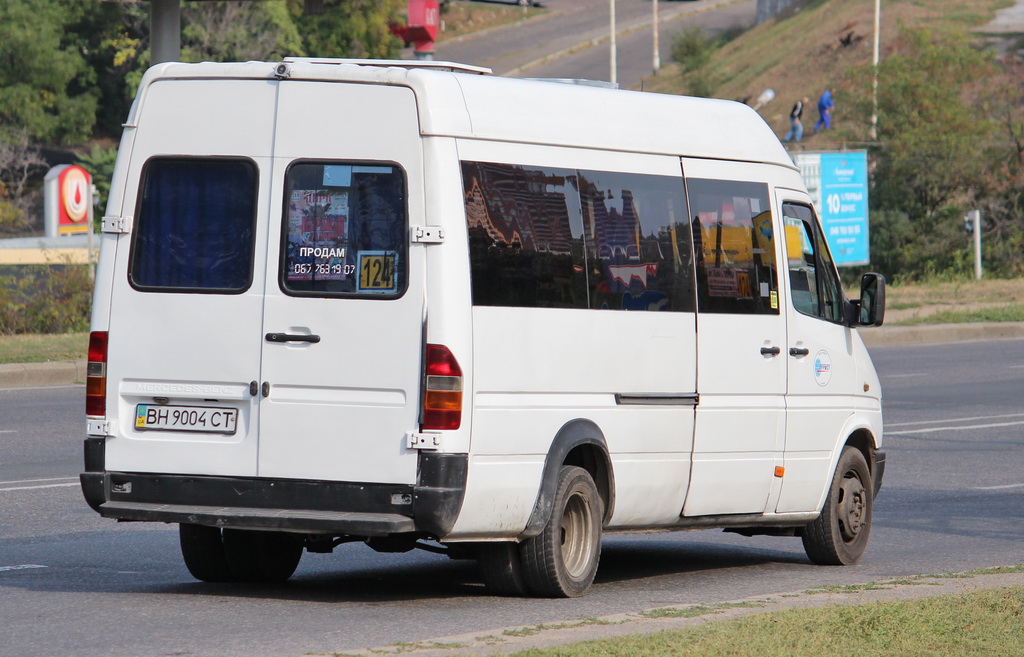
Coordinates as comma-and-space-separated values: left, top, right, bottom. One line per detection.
854, 273, 886, 327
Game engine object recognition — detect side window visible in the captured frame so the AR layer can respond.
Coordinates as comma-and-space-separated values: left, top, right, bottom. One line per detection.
129, 158, 257, 293
461, 161, 696, 312
578, 170, 695, 312
282, 162, 407, 298
462, 162, 588, 309
685, 178, 778, 314
783, 202, 844, 323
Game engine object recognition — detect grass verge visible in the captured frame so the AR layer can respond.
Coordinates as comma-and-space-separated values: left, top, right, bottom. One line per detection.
507, 585, 1024, 657
0, 332, 88, 364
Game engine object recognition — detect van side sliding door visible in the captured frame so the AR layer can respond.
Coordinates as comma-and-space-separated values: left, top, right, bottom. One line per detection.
681, 159, 787, 517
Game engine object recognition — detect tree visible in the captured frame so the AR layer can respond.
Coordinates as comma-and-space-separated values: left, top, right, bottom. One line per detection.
869, 29, 993, 221
846, 28, 996, 280
182, 1, 304, 63
0, 0, 99, 145
290, 0, 404, 59
0, 131, 48, 235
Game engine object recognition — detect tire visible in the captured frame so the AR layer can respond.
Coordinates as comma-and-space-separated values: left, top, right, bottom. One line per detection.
221, 529, 304, 583
478, 542, 531, 596
179, 523, 235, 583
520, 465, 603, 597
802, 446, 873, 565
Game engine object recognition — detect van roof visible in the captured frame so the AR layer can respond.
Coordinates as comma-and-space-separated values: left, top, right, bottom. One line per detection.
133, 59, 795, 169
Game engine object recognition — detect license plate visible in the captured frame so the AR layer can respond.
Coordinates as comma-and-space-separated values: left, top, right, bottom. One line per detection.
135, 404, 238, 435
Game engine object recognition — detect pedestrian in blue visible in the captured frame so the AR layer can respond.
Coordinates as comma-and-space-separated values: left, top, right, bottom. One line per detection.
783, 96, 809, 143
814, 88, 835, 133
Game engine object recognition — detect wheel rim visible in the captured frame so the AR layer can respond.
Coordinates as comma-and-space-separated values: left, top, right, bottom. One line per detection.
836, 470, 867, 543
560, 490, 596, 580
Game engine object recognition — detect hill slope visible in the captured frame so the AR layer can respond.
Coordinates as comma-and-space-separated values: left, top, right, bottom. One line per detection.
644, 0, 1014, 144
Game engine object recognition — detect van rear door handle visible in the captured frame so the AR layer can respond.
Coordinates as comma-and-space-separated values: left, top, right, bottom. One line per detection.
789, 347, 810, 357
266, 333, 321, 344
760, 346, 781, 356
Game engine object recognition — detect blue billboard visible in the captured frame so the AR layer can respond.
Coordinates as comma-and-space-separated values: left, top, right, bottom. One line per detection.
819, 151, 869, 266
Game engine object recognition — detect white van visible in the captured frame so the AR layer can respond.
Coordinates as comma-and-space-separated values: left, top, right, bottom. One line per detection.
82, 59, 886, 597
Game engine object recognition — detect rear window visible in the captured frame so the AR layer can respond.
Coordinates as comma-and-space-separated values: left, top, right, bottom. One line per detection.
129, 158, 257, 293
281, 162, 407, 298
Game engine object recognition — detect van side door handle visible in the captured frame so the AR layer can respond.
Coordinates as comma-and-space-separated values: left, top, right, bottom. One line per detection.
789, 347, 810, 357
266, 332, 321, 344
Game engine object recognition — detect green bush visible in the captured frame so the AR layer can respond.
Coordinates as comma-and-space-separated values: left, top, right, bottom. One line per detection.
0, 262, 93, 334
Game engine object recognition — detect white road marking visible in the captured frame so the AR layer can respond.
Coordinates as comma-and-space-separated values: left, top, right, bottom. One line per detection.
886, 420, 1024, 436
887, 412, 1024, 428
0, 482, 80, 492
0, 564, 47, 572
974, 483, 1024, 491
1, 477, 78, 485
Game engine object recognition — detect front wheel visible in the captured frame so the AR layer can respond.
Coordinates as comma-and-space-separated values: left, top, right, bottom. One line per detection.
802, 446, 873, 565
520, 466, 603, 597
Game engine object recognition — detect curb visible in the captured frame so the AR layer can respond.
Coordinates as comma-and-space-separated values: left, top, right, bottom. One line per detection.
0, 360, 87, 389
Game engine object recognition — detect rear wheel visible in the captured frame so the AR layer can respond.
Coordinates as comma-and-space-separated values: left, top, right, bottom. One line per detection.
222, 529, 304, 583
179, 524, 235, 583
520, 466, 603, 597
802, 446, 873, 565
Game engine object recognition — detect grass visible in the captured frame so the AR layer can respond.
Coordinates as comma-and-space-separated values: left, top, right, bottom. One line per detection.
895, 304, 1024, 325
0, 332, 87, 364
506, 586, 1024, 657
885, 278, 1024, 325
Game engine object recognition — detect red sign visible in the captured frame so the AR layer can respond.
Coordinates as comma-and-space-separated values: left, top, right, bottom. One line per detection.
58, 165, 91, 235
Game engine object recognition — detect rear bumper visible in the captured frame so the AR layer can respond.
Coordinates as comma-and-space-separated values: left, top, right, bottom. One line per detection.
81, 439, 467, 538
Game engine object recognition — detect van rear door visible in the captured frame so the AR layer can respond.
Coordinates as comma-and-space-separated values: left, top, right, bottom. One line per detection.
256, 81, 425, 484
103, 78, 276, 478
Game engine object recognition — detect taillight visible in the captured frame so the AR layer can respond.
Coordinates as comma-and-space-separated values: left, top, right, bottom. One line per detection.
86, 331, 108, 418
421, 344, 462, 431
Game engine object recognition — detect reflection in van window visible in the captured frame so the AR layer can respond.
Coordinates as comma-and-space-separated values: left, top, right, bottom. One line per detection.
461, 161, 695, 312
281, 163, 407, 297
783, 202, 843, 322
130, 158, 257, 292
685, 178, 778, 315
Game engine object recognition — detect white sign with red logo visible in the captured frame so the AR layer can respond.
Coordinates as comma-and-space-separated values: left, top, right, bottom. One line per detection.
58, 165, 92, 234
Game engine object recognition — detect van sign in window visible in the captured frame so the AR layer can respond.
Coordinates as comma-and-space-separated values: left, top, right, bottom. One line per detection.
281, 162, 407, 297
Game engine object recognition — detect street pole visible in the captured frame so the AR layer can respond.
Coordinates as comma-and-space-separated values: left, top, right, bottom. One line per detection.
653, 0, 660, 76
610, 0, 617, 85
970, 209, 982, 280
870, 0, 880, 141
150, 0, 181, 64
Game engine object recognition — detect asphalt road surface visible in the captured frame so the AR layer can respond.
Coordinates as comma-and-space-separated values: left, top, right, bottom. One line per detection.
2, 338, 1023, 657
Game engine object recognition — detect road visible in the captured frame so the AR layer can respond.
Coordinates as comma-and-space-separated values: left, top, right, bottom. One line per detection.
435, 0, 758, 90
1, 338, 1022, 657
